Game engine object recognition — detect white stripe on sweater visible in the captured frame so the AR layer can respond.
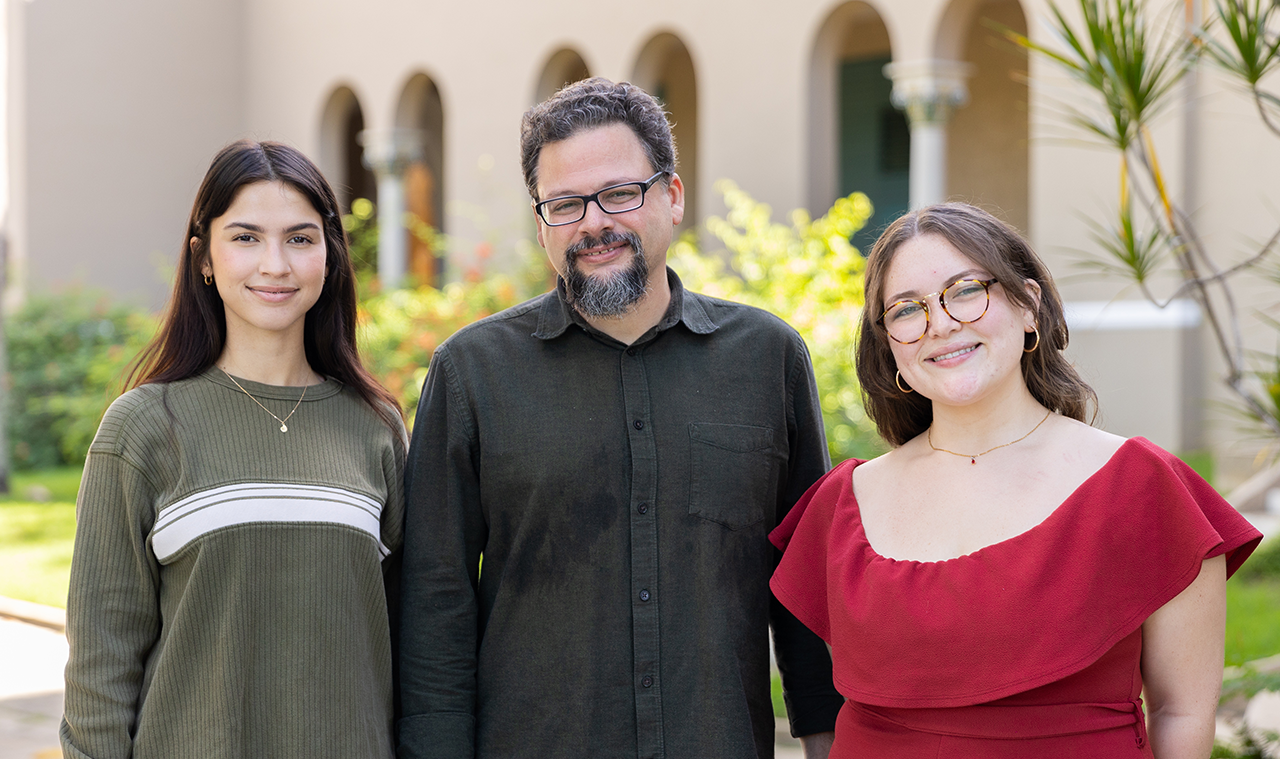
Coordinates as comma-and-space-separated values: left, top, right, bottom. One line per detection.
150, 482, 389, 562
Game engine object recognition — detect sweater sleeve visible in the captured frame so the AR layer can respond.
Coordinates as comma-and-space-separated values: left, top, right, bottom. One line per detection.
60, 443, 162, 759
382, 414, 409, 723
397, 347, 485, 759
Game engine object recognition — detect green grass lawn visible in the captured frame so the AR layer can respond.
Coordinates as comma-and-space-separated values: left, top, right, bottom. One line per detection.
0, 466, 81, 608
1226, 575, 1280, 667
5, 466, 83, 503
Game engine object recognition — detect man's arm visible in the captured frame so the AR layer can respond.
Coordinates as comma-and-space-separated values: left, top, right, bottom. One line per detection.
397, 348, 486, 759
799, 730, 836, 759
771, 341, 844, 741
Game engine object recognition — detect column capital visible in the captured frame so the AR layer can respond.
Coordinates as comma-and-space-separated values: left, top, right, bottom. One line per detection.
883, 59, 975, 125
358, 128, 426, 176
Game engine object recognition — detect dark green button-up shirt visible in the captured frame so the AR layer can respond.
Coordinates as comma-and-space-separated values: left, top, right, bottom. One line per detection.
398, 270, 841, 759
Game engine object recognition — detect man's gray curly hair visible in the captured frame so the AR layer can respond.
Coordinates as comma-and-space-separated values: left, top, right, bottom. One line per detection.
520, 77, 677, 200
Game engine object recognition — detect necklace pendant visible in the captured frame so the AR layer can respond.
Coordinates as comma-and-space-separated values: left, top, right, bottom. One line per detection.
970, 457, 976, 465
280, 424, 288, 433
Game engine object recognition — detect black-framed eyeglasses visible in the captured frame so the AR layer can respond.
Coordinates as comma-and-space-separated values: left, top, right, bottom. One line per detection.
534, 172, 668, 226
878, 278, 997, 344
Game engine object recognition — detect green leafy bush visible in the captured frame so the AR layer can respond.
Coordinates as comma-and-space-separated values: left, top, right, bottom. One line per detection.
670, 181, 885, 462
6, 292, 156, 469
357, 269, 541, 428
343, 198, 379, 276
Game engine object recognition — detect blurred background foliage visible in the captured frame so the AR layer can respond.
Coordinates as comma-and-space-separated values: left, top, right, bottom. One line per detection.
6, 294, 156, 469
670, 180, 883, 461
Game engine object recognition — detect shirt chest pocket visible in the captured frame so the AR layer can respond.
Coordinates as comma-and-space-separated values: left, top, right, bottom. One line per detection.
687, 422, 780, 530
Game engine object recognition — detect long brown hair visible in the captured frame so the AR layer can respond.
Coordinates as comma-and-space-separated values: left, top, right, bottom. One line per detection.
129, 139, 401, 428
856, 203, 1096, 446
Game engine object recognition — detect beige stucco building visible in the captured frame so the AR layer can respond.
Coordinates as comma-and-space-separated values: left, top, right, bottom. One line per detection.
6, 0, 1279, 486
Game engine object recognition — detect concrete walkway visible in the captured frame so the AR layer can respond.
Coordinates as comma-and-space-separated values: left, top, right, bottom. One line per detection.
0, 617, 65, 759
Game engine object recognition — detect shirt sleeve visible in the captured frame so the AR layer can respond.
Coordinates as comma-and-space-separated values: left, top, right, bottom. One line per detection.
60, 445, 162, 759
397, 347, 486, 759
380, 412, 409, 560
769, 339, 843, 737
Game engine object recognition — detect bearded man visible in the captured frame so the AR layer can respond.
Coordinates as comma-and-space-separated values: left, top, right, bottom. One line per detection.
397, 77, 841, 759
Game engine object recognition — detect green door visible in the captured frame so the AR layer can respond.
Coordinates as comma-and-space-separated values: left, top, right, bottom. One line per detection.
840, 57, 910, 253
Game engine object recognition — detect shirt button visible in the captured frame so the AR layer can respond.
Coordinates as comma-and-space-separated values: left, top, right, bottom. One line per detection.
633, 420, 644, 430
639, 589, 651, 602
641, 675, 654, 688
626, 347, 637, 356
637, 503, 648, 514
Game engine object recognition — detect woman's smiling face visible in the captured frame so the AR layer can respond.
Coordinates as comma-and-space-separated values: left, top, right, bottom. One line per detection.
200, 180, 327, 349
883, 233, 1038, 408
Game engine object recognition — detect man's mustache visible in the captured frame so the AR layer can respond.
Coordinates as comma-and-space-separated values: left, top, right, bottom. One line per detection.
566, 230, 643, 260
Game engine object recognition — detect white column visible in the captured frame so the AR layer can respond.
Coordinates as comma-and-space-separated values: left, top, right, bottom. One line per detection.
359, 129, 425, 288
882, 60, 973, 209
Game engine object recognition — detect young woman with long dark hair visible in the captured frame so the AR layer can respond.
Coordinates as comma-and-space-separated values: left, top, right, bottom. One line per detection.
60, 140, 405, 759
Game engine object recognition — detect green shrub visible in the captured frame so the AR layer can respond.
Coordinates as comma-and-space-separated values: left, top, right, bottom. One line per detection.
357, 269, 541, 428
343, 198, 379, 277
1212, 724, 1275, 759
6, 292, 156, 469
670, 181, 885, 462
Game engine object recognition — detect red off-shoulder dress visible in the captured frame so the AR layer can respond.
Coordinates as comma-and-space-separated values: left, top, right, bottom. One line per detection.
770, 437, 1262, 758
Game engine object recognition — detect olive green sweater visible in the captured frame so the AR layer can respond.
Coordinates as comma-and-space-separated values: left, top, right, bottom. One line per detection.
60, 369, 405, 759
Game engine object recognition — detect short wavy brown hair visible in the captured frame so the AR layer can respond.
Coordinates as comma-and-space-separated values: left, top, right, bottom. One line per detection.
856, 203, 1096, 446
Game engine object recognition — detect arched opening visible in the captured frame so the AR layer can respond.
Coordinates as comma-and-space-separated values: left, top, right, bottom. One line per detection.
534, 48, 591, 104
939, 0, 1030, 233
318, 86, 376, 213
809, 3, 905, 252
394, 73, 446, 287
631, 33, 698, 231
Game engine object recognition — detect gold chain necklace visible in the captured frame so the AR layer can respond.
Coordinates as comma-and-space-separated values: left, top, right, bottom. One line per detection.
927, 409, 1053, 465
221, 367, 307, 433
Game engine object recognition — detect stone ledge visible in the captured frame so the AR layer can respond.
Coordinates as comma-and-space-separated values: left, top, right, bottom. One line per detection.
0, 597, 65, 633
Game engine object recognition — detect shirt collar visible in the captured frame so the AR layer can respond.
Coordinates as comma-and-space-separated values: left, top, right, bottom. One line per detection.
533, 266, 719, 341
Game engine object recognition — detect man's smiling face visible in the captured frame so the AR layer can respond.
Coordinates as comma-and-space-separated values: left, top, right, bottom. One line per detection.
534, 122, 684, 318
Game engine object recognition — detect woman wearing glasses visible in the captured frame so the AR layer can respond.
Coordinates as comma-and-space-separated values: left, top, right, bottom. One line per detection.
769, 203, 1260, 758
60, 140, 405, 759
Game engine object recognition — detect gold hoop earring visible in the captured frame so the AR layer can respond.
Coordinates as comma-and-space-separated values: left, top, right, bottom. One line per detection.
204, 274, 213, 286
895, 370, 913, 394
1024, 327, 1040, 354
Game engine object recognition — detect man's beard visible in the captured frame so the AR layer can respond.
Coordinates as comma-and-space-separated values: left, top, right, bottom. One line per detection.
563, 230, 650, 319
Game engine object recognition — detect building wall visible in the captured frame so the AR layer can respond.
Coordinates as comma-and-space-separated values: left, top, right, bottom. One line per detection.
947, 0, 1028, 234
11, 0, 247, 309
